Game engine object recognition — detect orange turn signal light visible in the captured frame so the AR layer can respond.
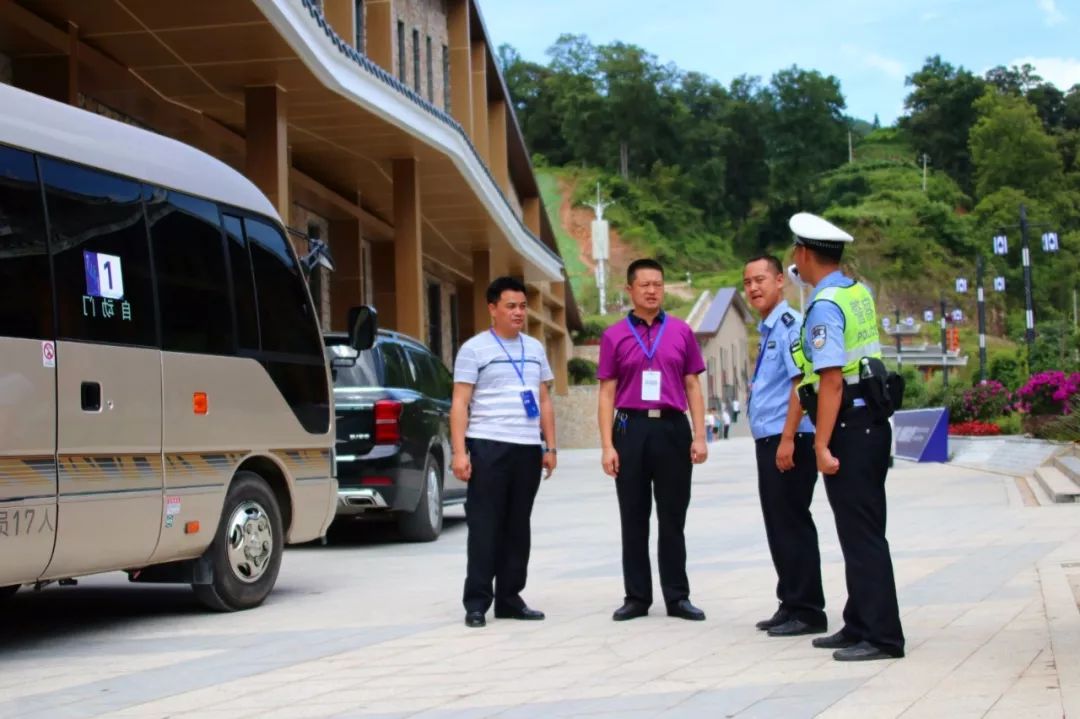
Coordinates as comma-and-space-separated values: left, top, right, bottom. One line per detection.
193, 392, 208, 415
184, 521, 200, 535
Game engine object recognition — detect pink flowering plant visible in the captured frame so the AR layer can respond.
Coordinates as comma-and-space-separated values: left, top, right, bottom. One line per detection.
1015, 371, 1080, 416
960, 380, 1011, 421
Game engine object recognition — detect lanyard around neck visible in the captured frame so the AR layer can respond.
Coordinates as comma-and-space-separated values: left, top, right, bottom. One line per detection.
489, 329, 526, 384
626, 314, 667, 362
751, 324, 774, 385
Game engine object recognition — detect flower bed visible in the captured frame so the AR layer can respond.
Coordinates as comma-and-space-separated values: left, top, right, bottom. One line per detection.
948, 420, 1002, 436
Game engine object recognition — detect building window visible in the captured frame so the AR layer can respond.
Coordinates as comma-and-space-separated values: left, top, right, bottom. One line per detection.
397, 21, 405, 81
354, 0, 364, 52
442, 44, 450, 111
412, 29, 421, 93
426, 36, 434, 102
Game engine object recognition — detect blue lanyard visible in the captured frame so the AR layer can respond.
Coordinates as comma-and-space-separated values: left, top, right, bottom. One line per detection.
751, 325, 773, 385
489, 329, 527, 384
626, 315, 667, 364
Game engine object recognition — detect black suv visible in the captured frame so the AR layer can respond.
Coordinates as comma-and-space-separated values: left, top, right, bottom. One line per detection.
324, 330, 466, 541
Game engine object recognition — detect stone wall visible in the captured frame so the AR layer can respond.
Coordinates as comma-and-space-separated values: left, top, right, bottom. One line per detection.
553, 385, 601, 449
393, 0, 449, 110
0, 52, 11, 86
572, 344, 600, 364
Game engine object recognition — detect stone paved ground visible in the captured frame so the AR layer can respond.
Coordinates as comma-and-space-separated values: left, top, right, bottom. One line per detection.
1, 438, 1078, 718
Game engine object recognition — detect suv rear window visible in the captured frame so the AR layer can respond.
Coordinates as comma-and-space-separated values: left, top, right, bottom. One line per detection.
328, 347, 379, 388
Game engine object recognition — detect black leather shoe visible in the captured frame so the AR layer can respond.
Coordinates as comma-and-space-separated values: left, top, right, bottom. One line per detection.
666, 599, 706, 621
812, 631, 857, 649
833, 641, 903, 662
464, 611, 486, 628
755, 608, 790, 631
767, 619, 828, 637
612, 601, 649, 621
494, 606, 545, 620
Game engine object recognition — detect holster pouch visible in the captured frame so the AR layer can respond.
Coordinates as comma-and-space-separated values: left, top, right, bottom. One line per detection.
858, 357, 898, 422
798, 384, 818, 425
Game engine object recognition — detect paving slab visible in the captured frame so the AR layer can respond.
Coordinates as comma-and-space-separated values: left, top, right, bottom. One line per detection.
1, 440, 1079, 718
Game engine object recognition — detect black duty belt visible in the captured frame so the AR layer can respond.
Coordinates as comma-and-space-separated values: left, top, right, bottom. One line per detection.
616, 408, 685, 420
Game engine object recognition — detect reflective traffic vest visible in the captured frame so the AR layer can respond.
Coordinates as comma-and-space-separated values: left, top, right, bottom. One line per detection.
798, 281, 882, 387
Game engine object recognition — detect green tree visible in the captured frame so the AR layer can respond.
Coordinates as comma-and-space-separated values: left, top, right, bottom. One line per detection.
969, 89, 1064, 200
901, 56, 986, 193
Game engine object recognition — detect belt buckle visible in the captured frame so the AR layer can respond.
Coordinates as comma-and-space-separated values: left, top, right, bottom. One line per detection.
647, 409, 661, 419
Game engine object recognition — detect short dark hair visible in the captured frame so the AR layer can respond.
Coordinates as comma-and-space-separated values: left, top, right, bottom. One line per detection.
744, 254, 783, 276
486, 276, 527, 305
627, 258, 664, 284
807, 244, 844, 263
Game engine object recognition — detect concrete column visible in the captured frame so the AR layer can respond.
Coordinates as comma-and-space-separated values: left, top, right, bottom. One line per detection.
322, 0, 355, 46
14, 22, 79, 105
365, 0, 394, 74
371, 241, 397, 329
550, 282, 569, 395
328, 217, 363, 331
523, 196, 542, 235
470, 40, 489, 162
456, 281, 475, 339
471, 250, 492, 336
487, 99, 509, 193
393, 158, 425, 341
447, 0, 472, 133
245, 85, 289, 220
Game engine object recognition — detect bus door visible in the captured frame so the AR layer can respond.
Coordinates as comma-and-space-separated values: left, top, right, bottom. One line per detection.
40, 159, 164, 577
0, 146, 58, 586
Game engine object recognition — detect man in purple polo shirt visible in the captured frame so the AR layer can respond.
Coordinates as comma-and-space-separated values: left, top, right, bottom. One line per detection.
597, 258, 709, 622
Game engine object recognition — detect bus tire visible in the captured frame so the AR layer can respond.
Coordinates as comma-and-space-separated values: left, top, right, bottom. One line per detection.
193, 472, 284, 612
397, 454, 442, 542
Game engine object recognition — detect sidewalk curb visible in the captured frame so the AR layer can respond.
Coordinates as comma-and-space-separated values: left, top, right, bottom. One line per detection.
1038, 553, 1080, 717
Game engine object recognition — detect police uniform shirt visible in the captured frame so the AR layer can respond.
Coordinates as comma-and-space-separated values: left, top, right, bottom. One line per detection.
749, 300, 814, 440
803, 270, 866, 407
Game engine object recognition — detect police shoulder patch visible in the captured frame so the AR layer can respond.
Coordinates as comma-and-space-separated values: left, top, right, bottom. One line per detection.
811, 325, 827, 350
781, 312, 795, 327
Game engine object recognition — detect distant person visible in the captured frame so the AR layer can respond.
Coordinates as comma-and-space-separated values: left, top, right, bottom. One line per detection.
705, 410, 717, 442
743, 254, 826, 638
731, 397, 740, 423
721, 407, 731, 439
597, 258, 708, 622
451, 276, 558, 629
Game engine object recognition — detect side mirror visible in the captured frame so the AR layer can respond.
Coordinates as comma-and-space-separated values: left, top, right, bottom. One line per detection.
348, 305, 377, 351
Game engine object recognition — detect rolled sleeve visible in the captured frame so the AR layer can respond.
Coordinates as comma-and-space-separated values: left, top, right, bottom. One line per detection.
453, 343, 478, 384
806, 302, 847, 371
596, 329, 618, 380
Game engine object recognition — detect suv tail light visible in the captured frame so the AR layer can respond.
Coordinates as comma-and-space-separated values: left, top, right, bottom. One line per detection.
373, 399, 403, 444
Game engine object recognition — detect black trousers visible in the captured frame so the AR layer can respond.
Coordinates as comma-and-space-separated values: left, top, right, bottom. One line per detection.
613, 412, 693, 606
755, 432, 826, 626
824, 409, 905, 655
462, 438, 543, 614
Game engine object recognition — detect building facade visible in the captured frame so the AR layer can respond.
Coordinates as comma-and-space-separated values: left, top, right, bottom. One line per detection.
690, 288, 753, 413
0, 0, 577, 390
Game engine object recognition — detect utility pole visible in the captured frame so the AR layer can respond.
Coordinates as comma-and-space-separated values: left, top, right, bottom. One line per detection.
1020, 204, 1035, 356
976, 253, 987, 382
940, 295, 949, 388
848, 131, 853, 163
588, 183, 614, 315
894, 307, 902, 368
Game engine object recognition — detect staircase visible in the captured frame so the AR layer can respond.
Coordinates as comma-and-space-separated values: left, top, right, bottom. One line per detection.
1033, 446, 1080, 503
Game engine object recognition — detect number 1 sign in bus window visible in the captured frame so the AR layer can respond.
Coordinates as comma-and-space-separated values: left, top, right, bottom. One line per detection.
84, 250, 125, 299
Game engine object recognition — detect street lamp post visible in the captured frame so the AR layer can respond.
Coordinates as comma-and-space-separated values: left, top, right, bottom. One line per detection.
940, 295, 949, 388
894, 307, 902, 368
1020, 204, 1035, 354
976, 253, 987, 382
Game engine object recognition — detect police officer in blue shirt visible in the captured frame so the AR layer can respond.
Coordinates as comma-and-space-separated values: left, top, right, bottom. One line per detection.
790, 212, 904, 662
743, 255, 826, 638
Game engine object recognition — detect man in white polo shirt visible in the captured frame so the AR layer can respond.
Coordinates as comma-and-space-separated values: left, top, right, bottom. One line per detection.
451, 276, 558, 628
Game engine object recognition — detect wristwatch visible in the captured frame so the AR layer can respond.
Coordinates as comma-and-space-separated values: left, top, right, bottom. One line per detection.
543, 448, 557, 454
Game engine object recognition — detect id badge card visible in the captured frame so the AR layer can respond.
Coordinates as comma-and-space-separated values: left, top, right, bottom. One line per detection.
641, 370, 662, 402
520, 389, 541, 418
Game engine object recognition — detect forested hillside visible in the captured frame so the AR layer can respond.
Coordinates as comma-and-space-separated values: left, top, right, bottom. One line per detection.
501, 36, 1080, 379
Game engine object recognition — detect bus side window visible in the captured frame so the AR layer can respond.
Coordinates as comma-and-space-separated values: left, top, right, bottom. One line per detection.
0, 146, 52, 340
223, 215, 259, 351
41, 159, 156, 347
147, 189, 233, 354
243, 217, 322, 357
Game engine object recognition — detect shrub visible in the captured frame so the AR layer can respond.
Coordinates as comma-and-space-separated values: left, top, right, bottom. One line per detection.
1015, 371, 1080, 416
943, 384, 971, 422
1039, 394, 1080, 441
993, 414, 1023, 435
567, 357, 598, 385
948, 420, 1002, 436
960, 380, 1011, 421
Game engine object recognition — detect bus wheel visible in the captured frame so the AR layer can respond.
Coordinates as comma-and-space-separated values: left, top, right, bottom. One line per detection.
193, 472, 284, 612
397, 454, 443, 542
